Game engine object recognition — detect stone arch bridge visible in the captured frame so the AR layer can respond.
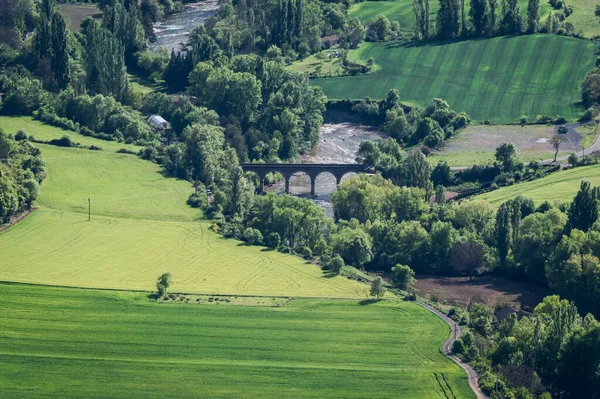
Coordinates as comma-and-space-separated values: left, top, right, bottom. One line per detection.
241, 163, 366, 196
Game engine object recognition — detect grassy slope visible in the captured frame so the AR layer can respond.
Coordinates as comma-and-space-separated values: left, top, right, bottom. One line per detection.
0, 119, 366, 298
0, 283, 474, 399
0, 116, 140, 152
477, 164, 600, 205
313, 35, 597, 123
565, 0, 600, 38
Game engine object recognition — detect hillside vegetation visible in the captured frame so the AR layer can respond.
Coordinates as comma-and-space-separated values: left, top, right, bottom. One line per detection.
0, 283, 475, 398
313, 35, 597, 123
476, 163, 600, 204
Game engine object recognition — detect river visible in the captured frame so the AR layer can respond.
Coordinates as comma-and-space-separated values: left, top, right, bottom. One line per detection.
150, 4, 384, 215
267, 123, 385, 216
150, 0, 219, 52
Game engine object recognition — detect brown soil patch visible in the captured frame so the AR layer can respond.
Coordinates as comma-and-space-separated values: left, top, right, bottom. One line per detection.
414, 274, 548, 311
58, 4, 102, 32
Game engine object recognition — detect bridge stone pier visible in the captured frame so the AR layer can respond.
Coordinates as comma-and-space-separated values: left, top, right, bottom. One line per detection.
241, 163, 366, 196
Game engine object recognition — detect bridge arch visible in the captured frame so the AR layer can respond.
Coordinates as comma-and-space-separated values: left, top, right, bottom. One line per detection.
241, 163, 366, 196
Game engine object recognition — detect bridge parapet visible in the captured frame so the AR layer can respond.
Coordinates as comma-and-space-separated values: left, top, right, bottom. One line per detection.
241, 163, 366, 195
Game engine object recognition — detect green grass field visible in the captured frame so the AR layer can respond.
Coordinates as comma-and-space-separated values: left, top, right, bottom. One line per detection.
313, 35, 598, 123
0, 283, 474, 398
476, 164, 600, 205
0, 119, 366, 298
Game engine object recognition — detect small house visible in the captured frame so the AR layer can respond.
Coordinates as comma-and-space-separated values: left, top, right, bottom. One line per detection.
321, 35, 340, 47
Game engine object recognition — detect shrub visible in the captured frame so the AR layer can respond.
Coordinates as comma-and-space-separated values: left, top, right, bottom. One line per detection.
520, 116, 528, 125
89, 145, 103, 151
244, 227, 263, 245
429, 294, 439, 303
323, 254, 344, 274
568, 153, 579, 167
49, 135, 74, 147
265, 232, 281, 248
301, 246, 313, 260
14, 130, 27, 141
187, 193, 207, 209
452, 338, 465, 354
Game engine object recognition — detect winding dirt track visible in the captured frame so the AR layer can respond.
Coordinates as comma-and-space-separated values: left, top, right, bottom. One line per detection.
418, 301, 489, 399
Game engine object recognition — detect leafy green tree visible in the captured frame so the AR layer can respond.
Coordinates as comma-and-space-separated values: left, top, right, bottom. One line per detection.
332, 226, 373, 268
555, 322, 600, 399
156, 272, 172, 296
495, 142, 518, 171
391, 264, 415, 290
451, 238, 485, 281
568, 180, 600, 233
401, 149, 431, 190
369, 14, 391, 41
515, 209, 567, 283
370, 276, 386, 298
430, 221, 459, 273
470, 0, 490, 35
470, 302, 494, 336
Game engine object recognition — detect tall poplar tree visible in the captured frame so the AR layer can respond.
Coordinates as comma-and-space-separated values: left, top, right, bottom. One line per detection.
436, 0, 460, 39
488, 0, 498, 34
470, 0, 489, 36
526, 0, 540, 33
50, 12, 69, 89
413, 0, 431, 40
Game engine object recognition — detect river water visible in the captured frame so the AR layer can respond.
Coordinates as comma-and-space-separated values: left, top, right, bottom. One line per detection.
267, 123, 385, 216
150, 0, 219, 52
150, 5, 384, 214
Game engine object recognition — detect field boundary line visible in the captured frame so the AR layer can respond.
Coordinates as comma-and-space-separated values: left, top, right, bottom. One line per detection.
417, 300, 488, 399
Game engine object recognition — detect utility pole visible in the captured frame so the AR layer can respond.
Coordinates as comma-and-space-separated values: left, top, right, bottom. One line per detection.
88, 198, 91, 221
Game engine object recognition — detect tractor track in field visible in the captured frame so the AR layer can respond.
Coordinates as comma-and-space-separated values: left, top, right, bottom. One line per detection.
418, 301, 488, 399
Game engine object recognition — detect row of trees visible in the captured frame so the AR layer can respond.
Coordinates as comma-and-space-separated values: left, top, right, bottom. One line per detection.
413, 0, 548, 40
0, 130, 46, 224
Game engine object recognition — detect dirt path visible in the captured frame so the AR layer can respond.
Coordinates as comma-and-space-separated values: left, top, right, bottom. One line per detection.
418, 301, 489, 399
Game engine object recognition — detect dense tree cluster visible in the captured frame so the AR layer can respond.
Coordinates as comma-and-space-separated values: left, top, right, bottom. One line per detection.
186, 54, 326, 161
343, 92, 470, 149
0, 129, 46, 224
453, 296, 600, 399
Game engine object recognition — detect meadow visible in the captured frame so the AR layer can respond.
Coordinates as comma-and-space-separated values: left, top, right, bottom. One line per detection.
476, 164, 600, 205
0, 283, 474, 399
313, 35, 597, 123
0, 118, 365, 298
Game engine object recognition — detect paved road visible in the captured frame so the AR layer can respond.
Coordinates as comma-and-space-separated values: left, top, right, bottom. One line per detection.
418, 301, 489, 399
